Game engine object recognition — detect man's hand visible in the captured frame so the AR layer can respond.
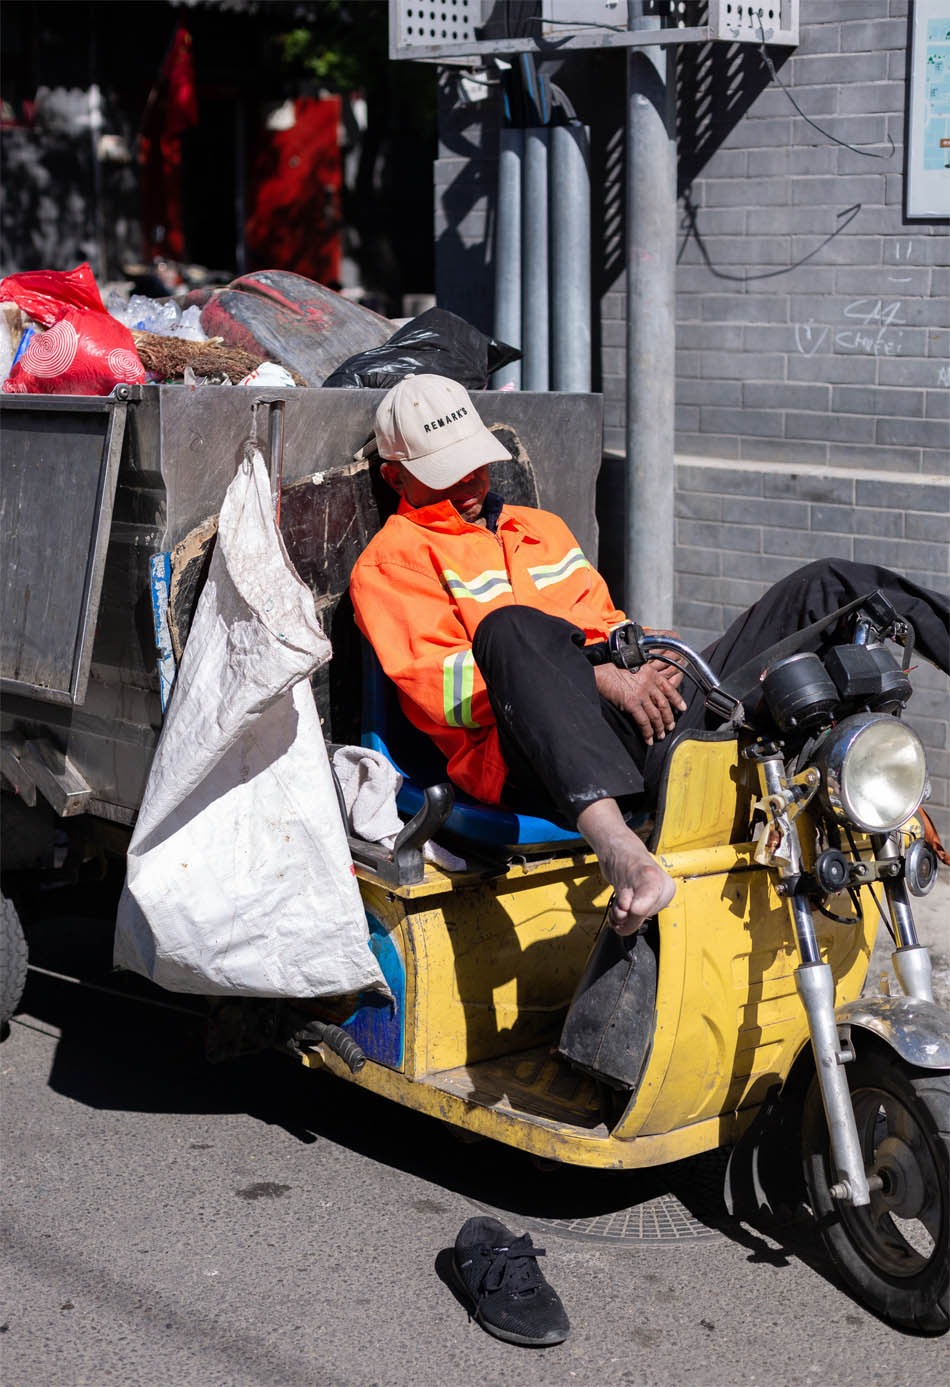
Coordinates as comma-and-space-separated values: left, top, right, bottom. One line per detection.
594, 658, 687, 746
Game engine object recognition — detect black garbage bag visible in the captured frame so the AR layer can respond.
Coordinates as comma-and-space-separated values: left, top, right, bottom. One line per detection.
322, 307, 520, 390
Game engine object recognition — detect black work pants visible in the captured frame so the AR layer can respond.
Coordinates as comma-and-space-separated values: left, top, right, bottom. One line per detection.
471, 559, 950, 826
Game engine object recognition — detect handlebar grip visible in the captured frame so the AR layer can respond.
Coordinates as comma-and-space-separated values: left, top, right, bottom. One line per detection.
288, 1017, 367, 1072
317, 1023, 367, 1074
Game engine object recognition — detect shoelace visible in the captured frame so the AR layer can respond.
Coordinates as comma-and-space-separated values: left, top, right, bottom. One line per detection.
477, 1235, 546, 1306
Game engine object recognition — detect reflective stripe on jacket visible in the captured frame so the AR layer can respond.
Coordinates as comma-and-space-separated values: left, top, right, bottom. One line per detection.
350, 496, 626, 805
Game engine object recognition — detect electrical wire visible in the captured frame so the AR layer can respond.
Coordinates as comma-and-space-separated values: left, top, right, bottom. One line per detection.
815, 887, 864, 927
547, 80, 578, 122
523, 15, 628, 31
865, 881, 898, 943
756, 25, 896, 161
455, 70, 500, 91
677, 17, 897, 282
844, 824, 897, 944
678, 194, 863, 281
26, 963, 205, 1016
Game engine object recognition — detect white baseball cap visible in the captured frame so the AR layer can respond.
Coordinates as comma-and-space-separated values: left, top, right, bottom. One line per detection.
374, 374, 511, 488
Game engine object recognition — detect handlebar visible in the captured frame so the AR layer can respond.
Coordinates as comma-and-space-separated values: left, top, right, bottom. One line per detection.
584, 589, 914, 737
586, 623, 745, 726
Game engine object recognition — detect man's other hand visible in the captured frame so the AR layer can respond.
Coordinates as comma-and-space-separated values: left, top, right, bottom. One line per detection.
593, 660, 688, 746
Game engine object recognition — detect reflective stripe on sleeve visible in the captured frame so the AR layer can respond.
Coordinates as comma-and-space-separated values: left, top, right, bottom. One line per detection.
442, 650, 482, 728
442, 568, 513, 604
528, 547, 590, 590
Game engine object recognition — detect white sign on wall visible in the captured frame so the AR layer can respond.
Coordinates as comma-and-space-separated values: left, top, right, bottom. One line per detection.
907, 0, 950, 216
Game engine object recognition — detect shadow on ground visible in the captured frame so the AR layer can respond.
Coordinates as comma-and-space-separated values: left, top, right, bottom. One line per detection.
9, 868, 925, 1333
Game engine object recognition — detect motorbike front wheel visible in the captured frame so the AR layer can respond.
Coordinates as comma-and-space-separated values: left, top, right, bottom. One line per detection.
802, 1049, 949, 1334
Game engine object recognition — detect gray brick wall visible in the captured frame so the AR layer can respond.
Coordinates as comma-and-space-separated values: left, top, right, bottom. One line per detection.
661, 2, 948, 474
670, 456, 950, 834
658, 1, 950, 832
434, 4, 950, 831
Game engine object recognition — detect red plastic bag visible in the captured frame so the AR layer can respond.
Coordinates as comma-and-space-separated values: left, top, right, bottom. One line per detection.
1, 263, 145, 396
0, 262, 105, 326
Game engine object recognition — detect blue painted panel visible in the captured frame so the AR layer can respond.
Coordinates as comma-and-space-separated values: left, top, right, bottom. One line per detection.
148, 551, 176, 712
342, 913, 405, 1068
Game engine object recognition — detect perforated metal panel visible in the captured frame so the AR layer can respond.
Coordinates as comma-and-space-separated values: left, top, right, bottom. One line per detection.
389, 0, 483, 57
389, 0, 798, 59
709, 0, 798, 46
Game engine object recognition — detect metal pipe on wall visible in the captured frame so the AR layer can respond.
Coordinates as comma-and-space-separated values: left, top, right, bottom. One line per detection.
624, 26, 677, 625
521, 126, 551, 391
550, 123, 592, 393
492, 127, 523, 389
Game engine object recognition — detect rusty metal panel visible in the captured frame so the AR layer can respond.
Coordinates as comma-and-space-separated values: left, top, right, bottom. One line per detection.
153, 386, 603, 559
157, 387, 602, 749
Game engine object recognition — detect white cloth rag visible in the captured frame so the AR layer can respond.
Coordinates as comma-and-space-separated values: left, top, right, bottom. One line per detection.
332, 745, 403, 845
332, 745, 466, 873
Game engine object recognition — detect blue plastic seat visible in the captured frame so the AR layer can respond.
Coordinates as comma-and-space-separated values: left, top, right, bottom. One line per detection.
360, 643, 584, 852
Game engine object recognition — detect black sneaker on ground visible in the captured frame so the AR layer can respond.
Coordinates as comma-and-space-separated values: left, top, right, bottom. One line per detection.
452, 1215, 571, 1347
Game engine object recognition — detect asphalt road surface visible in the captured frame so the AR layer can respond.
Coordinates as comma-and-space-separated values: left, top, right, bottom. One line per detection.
2, 872, 948, 1387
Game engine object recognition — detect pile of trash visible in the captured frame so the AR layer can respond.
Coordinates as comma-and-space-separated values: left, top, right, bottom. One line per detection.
129, 330, 304, 387
323, 307, 520, 391
0, 262, 519, 396
1, 264, 147, 396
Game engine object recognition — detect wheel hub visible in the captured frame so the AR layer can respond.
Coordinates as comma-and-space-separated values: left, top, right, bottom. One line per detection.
873, 1134, 927, 1220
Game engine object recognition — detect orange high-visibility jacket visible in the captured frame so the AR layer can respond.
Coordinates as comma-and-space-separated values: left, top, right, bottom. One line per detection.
350, 496, 626, 805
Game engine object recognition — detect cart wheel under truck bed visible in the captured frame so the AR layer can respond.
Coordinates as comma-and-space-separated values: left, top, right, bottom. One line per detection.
0, 893, 28, 1033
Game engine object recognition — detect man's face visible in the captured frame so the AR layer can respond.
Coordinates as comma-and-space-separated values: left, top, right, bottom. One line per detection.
381, 462, 491, 525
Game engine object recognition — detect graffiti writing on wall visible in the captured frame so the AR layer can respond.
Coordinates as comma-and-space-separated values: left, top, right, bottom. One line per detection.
794, 300, 908, 357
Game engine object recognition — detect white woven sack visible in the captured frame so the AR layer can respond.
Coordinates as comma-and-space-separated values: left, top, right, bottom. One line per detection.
114, 450, 387, 999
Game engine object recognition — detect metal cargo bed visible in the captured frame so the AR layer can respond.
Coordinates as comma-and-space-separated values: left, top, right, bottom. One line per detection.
0, 384, 603, 826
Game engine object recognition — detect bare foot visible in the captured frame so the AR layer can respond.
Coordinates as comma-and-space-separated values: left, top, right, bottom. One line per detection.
599, 838, 676, 933
576, 798, 677, 935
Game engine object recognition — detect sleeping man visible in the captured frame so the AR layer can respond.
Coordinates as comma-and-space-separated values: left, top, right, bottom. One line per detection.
350, 375, 950, 933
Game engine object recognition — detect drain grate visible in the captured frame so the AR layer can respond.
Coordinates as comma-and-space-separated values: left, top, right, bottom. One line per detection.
521, 1192, 721, 1244
475, 1150, 731, 1245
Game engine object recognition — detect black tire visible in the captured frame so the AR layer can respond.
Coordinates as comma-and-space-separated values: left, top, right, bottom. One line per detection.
0, 892, 29, 1030
802, 1049, 950, 1334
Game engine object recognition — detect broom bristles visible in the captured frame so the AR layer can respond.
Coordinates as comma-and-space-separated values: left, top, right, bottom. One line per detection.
131, 330, 306, 386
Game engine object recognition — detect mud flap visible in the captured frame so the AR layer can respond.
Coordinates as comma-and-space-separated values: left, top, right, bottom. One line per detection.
557, 922, 658, 1092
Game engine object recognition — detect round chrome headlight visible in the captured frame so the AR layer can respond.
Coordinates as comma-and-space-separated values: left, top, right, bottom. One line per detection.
816, 714, 928, 833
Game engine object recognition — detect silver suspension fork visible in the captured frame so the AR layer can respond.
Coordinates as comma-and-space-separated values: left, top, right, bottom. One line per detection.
757, 754, 872, 1207
873, 831, 934, 1002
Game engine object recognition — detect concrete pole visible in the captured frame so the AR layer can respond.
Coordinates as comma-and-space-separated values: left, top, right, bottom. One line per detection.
624, 17, 677, 625
551, 123, 592, 392
492, 127, 523, 389
521, 126, 550, 391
